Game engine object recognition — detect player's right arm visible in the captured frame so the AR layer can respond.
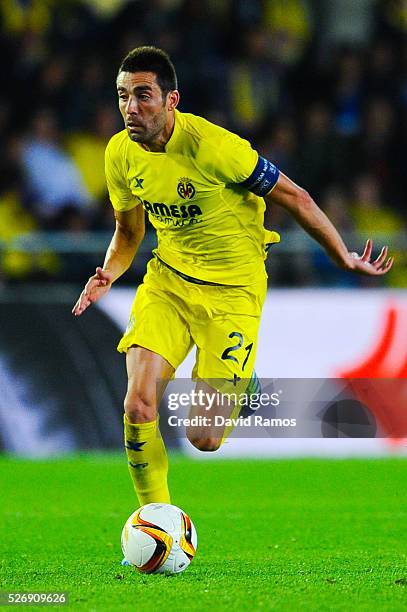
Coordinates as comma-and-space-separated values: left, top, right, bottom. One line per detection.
72, 205, 145, 316
73, 134, 146, 316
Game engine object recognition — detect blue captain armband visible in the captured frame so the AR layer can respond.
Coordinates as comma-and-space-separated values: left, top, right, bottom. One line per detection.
240, 156, 280, 196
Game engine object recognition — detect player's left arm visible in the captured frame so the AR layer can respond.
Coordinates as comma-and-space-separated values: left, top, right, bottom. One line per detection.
264, 172, 394, 275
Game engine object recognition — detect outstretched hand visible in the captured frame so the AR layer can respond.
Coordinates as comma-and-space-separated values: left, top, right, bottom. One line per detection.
72, 267, 114, 316
345, 239, 394, 276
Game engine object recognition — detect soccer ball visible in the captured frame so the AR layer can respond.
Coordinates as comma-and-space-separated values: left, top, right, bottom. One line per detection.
121, 503, 198, 574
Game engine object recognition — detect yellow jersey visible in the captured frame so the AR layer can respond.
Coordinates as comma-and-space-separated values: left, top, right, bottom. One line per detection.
105, 109, 279, 285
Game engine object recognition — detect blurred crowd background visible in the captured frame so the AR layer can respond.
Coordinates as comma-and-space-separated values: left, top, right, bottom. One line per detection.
0, 0, 406, 287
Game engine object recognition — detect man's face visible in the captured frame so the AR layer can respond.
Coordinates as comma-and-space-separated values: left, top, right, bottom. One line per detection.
116, 71, 168, 144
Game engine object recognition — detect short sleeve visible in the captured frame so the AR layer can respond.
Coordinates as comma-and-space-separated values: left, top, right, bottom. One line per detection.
105, 140, 139, 212
213, 131, 258, 184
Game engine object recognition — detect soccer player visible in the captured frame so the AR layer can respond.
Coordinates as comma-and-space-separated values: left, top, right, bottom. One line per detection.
72, 46, 393, 507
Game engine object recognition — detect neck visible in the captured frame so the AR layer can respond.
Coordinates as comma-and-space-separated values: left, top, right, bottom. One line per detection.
141, 111, 175, 153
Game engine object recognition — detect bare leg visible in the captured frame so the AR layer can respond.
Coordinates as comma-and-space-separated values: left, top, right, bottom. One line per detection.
186, 380, 237, 451
125, 346, 174, 423
123, 346, 175, 504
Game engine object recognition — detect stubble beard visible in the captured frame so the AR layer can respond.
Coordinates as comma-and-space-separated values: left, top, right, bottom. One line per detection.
127, 108, 167, 146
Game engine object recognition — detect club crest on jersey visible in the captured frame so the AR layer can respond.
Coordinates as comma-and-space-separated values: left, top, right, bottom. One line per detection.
177, 177, 195, 200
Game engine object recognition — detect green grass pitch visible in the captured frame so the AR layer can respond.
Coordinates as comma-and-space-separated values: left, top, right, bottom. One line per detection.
0, 454, 406, 611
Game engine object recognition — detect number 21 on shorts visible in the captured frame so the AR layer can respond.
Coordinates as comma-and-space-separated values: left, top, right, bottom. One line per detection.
221, 331, 253, 372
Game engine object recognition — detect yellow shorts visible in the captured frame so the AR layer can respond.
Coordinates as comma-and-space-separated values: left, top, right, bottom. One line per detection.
118, 258, 267, 385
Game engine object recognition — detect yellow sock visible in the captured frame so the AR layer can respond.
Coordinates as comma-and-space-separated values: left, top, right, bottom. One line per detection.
124, 415, 170, 505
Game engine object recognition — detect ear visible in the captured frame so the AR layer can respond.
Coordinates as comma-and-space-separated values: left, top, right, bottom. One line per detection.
166, 90, 180, 111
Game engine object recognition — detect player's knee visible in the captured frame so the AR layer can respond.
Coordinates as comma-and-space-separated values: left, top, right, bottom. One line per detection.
188, 435, 222, 452
124, 393, 156, 424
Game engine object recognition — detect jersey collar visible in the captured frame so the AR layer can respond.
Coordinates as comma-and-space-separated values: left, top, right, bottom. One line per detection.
164, 108, 183, 153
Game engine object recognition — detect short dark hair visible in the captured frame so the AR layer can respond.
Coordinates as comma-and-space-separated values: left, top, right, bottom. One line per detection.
118, 46, 178, 97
